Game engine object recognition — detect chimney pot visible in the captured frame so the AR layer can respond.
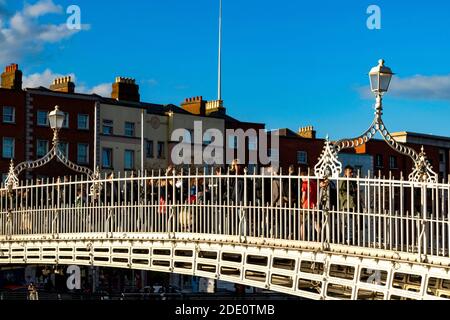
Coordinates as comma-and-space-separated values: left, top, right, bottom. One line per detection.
111, 76, 140, 101
1, 63, 22, 90
50, 75, 75, 93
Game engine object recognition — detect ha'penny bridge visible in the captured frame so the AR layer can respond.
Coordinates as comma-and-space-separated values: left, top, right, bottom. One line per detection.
0, 170, 450, 301
1, 59, 449, 300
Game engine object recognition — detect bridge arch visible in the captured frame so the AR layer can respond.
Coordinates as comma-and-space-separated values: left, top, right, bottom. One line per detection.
1, 234, 450, 300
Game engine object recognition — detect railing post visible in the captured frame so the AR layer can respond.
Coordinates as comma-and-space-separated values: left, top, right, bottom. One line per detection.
319, 176, 331, 251
106, 206, 114, 238
52, 208, 60, 239
6, 209, 12, 241
239, 170, 248, 243
418, 183, 428, 262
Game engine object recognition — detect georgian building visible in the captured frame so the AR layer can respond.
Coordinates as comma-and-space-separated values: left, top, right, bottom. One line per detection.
0, 63, 447, 181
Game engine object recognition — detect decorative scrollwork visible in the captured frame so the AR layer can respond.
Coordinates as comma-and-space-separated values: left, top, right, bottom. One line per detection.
4, 160, 19, 194
3, 133, 95, 194
334, 120, 378, 152
89, 166, 103, 199
14, 147, 57, 176
314, 137, 342, 178
315, 95, 438, 183
409, 146, 438, 183
55, 148, 94, 178
377, 119, 419, 162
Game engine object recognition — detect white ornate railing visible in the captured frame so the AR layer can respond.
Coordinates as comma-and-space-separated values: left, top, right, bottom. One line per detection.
0, 170, 449, 261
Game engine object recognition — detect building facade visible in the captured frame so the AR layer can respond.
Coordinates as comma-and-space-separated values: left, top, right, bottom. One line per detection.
0, 63, 449, 181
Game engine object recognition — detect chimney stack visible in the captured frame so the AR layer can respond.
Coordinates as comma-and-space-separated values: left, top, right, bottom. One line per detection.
298, 126, 316, 139
1, 64, 22, 90
50, 76, 75, 93
180, 96, 206, 115
112, 77, 140, 102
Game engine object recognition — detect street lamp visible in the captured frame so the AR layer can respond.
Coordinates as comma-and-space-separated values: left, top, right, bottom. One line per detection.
315, 59, 437, 183
4, 105, 96, 193
48, 105, 65, 144
369, 59, 394, 95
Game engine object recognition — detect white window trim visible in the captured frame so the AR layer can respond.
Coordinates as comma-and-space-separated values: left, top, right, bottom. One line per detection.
2, 137, 15, 159
297, 151, 308, 164
102, 119, 114, 135
157, 141, 165, 159
58, 142, 69, 158
37, 110, 49, 127
78, 114, 89, 130
102, 148, 113, 168
389, 156, 398, 169
146, 141, 154, 158
62, 112, 69, 129
124, 122, 135, 137
36, 139, 49, 157
124, 149, 135, 170
3, 106, 15, 124
77, 143, 89, 164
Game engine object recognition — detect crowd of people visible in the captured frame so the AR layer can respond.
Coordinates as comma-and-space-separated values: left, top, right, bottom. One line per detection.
2, 161, 360, 242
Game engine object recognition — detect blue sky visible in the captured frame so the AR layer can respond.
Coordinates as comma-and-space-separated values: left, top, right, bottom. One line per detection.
2, 0, 450, 138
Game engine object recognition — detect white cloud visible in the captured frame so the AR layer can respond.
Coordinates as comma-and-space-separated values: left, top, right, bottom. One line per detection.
0, 0, 89, 64
89, 83, 111, 96
23, 68, 73, 88
143, 78, 158, 87
23, 0, 62, 18
23, 69, 111, 97
359, 74, 450, 101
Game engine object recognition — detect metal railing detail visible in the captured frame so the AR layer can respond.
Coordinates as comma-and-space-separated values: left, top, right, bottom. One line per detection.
0, 170, 449, 263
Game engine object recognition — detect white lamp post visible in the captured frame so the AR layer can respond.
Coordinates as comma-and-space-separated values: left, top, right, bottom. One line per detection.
369, 59, 394, 119
315, 59, 437, 183
5, 105, 95, 193
48, 105, 65, 144
369, 59, 394, 95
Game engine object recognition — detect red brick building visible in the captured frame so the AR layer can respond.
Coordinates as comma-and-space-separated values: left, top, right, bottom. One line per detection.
265, 125, 446, 180
0, 63, 448, 181
180, 97, 266, 172
26, 86, 97, 179
0, 64, 97, 181
0, 64, 26, 180
271, 127, 324, 173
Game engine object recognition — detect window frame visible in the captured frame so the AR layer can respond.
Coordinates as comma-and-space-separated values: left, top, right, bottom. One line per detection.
37, 110, 49, 127
375, 154, 384, 168
58, 142, 69, 158
102, 147, 113, 169
102, 119, 114, 135
77, 114, 89, 130
62, 112, 69, 129
146, 140, 154, 159
389, 155, 398, 170
2, 137, 15, 159
124, 122, 135, 137
77, 143, 89, 165
36, 139, 49, 158
124, 149, 135, 170
297, 151, 308, 165
3, 106, 15, 124
157, 141, 165, 159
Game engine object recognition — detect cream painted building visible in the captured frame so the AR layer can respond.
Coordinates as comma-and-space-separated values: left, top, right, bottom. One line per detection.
97, 100, 226, 174
94, 78, 228, 174
168, 111, 225, 169
98, 100, 170, 173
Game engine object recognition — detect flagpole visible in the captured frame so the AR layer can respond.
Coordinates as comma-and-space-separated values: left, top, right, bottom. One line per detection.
218, 0, 222, 101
